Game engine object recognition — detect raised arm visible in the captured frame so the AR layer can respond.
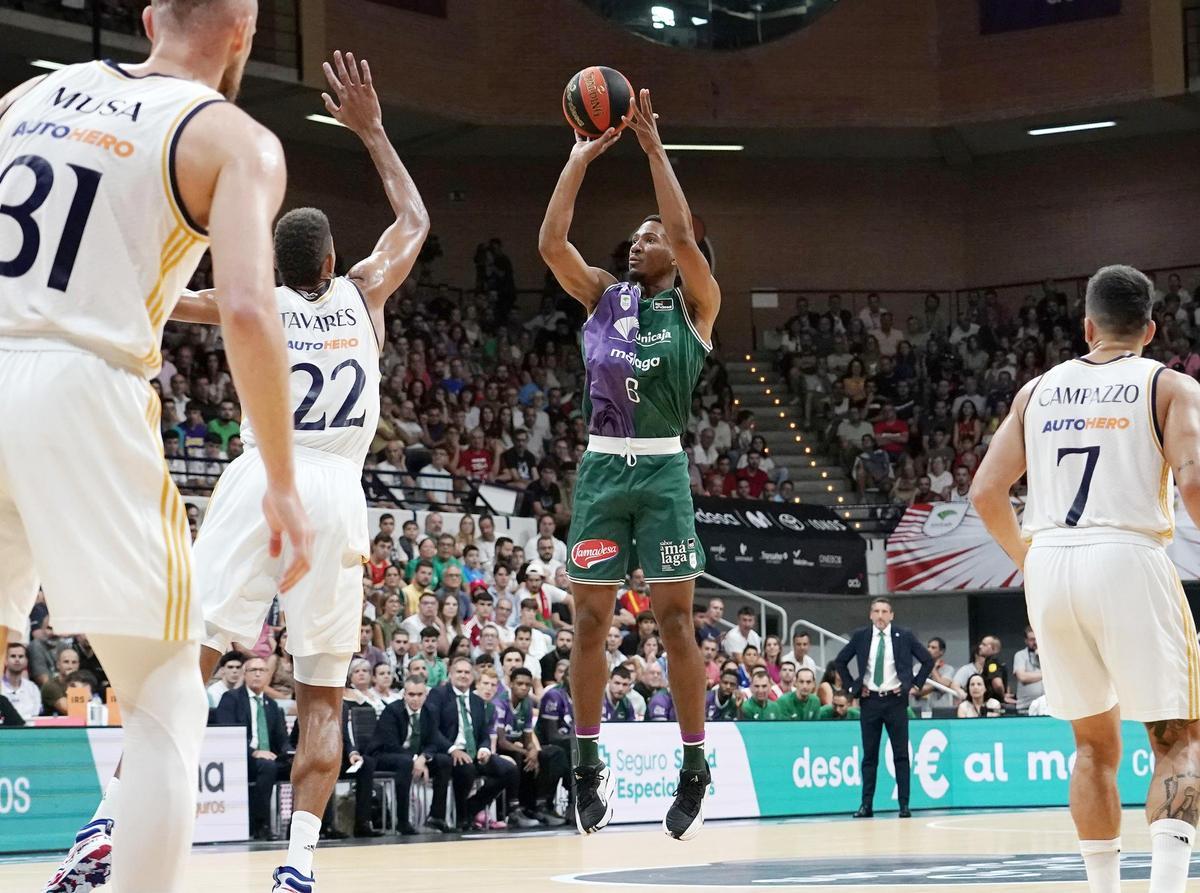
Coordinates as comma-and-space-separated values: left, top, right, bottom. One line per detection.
969, 381, 1033, 572
623, 90, 720, 341
537, 133, 620, 311
178, 103, 312, 592
170, 288, 221, 326
321, 52, 430, 321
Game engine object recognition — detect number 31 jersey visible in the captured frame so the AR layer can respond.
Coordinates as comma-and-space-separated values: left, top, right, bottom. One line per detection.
1021, 354, 1173, 544
0, 60, 222, 377
240, 279, 381, 466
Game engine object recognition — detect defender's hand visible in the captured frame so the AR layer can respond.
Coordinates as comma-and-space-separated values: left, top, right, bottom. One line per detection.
622, 89, 663, 155
569, 128, 621, 165
321, 51, 382, 136
262, 486, 313, 594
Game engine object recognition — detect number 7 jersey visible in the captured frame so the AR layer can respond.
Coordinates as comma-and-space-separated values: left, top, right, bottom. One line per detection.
1021, 353, 1173, 544
0, 61, 223, 377
239, 279, 381, 466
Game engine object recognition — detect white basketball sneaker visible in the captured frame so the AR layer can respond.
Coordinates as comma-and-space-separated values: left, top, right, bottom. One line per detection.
43, 819, 113, 893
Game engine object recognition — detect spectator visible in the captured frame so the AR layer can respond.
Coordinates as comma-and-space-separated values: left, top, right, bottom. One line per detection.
782, 631, 819, 675
1012, 626, 1044, 715
524, 461, 568, 526
205, 650, 244, 709
927, 455, 952, 499
602, 666, 636, 721
697, 405, 733, 453
365, 535, 393, 587
353, 619, 388, 670
498, 430, 537, 490
369, 674, 435, 836
761, 635, 784, 684
402, 560, 437, 616
910, 475, 939, 505
616, 568, 651, 622
818, 690, 859, 721
740, 672, 780, 720
495, 667, 568, 825
372, 594, 405, 651
462, 589, 496, 646
692, 427, 719, 472
777, 667, 822, 720
853, 434, 893, 499
735, 451, 770, 498
836, 406, 875, 469
947, 465, 973, 502
437, 565, 471, 626
723, 607, 762, 659
540, 629, 574, 685
706, 669, 742, 721
385, 630, 411, 679
952, 400, 983, 454
523, 515, 567, 565
41, 647, 81, 716
2, 643, 41, 721
698, 598, 725, 644
957, 674, 1002, 718
431, 534, 463, 589
215, 656, 289, 840
771, 660, 797, 699
872, 402, 909, 462
915, 637, 960, 711
207, 399, 240, 449
424, 657, 518, 831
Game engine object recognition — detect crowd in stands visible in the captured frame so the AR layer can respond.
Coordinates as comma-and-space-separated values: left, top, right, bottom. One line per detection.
771, 272, 1200, 504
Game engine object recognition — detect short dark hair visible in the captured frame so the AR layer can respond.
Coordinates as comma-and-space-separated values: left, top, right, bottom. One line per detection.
610, 665, 632, 680
372, 533, 392, 546
510, 667, 533, 682
514, 625, 533, 637
1085, 264, 1153, 336
870, 596, 894, 610
5, 642, 28, 658
636, 610, 656, 624
928, 636, 947, 651
500, 646, 524, 661
274, 207, 332, 288
66, 669, 99, 691
218, 650, 242, 668
472, 589, 493, 604
415, 559, 434, 571
738, 606, 755, 618
380, 513, 394, 524
420, 626, 440, 640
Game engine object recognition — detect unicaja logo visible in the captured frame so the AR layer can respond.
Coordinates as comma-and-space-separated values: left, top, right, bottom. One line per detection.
572, 539, 619, 569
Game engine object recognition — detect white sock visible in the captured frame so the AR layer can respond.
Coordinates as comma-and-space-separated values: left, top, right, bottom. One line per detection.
1149, 819, 1195, 893
91, 776, 120, 825
1079, 837, 1121, 893
287, 810, 322, 877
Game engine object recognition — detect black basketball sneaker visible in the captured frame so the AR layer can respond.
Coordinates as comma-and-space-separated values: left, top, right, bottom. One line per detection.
663, 764, 710, 841
573, 762, 615, 834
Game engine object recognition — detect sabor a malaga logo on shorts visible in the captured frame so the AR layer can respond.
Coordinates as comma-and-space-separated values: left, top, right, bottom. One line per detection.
560, 852, 1200, 887
659, 538, 697, 571
572, 539, 619, 569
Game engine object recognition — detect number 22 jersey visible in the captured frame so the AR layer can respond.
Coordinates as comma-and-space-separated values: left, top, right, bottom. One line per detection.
1021, 354, 1173, 544
0, 60, 222, 377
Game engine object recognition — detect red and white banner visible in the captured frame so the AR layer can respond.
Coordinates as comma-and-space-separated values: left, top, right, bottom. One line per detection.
887, 500, 1200, 591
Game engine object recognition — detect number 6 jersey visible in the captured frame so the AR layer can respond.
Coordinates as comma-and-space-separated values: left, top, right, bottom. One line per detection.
0, 60, 222, 377
239, 279, 381, 466
1021, 353, 1173, 544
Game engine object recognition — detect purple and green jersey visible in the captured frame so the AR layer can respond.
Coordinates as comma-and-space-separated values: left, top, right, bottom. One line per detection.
581, 283, 709, 439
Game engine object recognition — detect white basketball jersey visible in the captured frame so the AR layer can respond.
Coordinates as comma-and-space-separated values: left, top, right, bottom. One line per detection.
240, 278, 381, 465
0, 61, 222, 376
1022, 354, 1172, 543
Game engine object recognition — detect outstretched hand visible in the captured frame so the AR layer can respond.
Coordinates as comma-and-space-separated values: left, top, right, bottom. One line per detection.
569, 127, 621, 164
622, 88, 663, 155
321, 50, 382, 136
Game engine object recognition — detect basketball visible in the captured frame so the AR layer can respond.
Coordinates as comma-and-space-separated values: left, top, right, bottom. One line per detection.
562, 66, 634, 137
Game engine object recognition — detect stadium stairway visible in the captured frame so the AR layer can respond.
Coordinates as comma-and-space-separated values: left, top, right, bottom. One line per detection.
724, 356, 852, 507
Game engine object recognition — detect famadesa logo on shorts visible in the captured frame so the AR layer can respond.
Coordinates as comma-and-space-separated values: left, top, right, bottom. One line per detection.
572, 539, 619, 569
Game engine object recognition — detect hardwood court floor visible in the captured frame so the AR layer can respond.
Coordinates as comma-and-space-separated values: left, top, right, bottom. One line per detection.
4, 808, 1200, 891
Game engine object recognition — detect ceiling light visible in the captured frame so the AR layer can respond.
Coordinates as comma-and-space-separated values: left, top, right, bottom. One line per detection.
31, 59, 67, 71
306, 113, 345, 128
1028, 121, 1116, 136
691, 16, 709, 26
661, 144, 744, 152
651, 5, 676, 27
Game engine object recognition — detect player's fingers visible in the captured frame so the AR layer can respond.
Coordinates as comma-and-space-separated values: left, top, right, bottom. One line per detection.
268, 528, 282, 559
333, 51, 352, 88
643, 89, 654, 119
321, 61, 343, 92
345, 52, 360, 85
361, 59, 372, 86
321, 93, 339, 115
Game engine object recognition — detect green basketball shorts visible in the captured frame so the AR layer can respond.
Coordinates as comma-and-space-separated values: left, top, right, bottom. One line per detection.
567, 449, 705, 586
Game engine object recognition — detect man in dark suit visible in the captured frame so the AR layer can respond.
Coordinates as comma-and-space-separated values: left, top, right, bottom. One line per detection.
369, 674, 438, 835
834, 597, 933, 819
215, 656, 290, 839
423, 656, 518, 831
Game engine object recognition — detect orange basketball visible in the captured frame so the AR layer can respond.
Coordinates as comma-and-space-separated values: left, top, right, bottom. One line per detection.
562, 66, 634, 137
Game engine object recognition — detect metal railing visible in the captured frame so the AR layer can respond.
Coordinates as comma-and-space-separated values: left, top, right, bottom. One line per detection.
698, 572, 788, 640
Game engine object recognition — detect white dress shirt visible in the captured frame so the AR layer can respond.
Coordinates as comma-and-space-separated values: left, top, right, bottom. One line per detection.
781, 652, 819, 675
864, 624, 901, 692
2, 674, 41, 720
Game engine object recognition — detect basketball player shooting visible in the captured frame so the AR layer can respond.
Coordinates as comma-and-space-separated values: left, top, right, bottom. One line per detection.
0, 2, 313, 892
972, 265, 1200, 893
539, 89, 720, 841
45, 49, 429, 893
